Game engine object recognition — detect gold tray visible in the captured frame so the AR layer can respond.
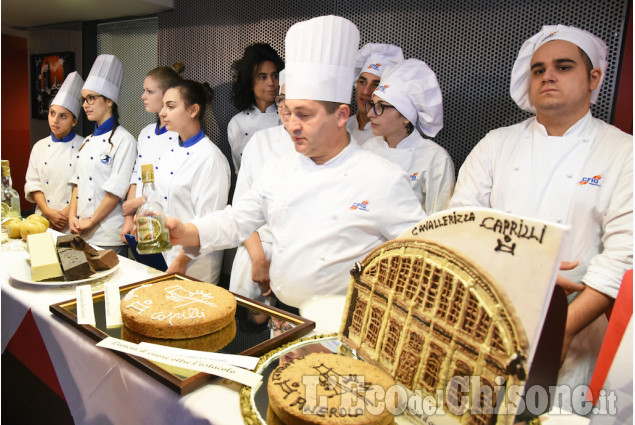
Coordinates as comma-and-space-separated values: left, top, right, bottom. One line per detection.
49, 273, 315, 395
240, 334, 341, 425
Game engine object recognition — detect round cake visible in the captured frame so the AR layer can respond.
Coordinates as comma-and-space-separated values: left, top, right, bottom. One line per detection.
267, 352, 396, 425
120, 280, 236, 339
121, 319, 236, 352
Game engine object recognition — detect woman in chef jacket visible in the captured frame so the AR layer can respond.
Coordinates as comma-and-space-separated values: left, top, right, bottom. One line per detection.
347, 43, 403, 145
120, 63, 184, 240
25, 72, 84, 232
227, 42, 284, 172
68, 54, 136, 255
157, 79, 230, 282
230, 71, 293, 303
364, 59, 455, 214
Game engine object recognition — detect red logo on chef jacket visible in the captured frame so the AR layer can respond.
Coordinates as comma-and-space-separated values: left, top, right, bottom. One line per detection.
578, 175, 603, 187
350, 200, 370, 211
543, 30, 559, 41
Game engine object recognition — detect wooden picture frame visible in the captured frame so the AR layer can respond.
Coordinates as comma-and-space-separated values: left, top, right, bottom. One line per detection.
49, 273, 315, 395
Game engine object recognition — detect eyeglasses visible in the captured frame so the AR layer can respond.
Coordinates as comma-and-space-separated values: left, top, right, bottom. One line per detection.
79, 94, 105, 105
274, 95, 285, 107
365, 101, 396, 116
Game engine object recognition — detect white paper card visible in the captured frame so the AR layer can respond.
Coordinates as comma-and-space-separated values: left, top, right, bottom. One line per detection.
138, 342, 259, 370
104, 281, 123, 328
97, 337, 262, 387
76, 284, 96, 326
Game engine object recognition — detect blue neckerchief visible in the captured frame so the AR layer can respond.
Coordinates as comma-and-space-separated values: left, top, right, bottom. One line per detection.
51, 129, 76, 143
179, 130, 205, 148
93, 116, 115, 136
155, 124, 168, 135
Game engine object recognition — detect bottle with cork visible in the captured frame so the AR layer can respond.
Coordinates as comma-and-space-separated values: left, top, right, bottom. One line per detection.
1, 160, 21, 219
135, 164, 172, 254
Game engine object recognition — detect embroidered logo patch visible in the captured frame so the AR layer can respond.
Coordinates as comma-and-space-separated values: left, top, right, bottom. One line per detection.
544, 30, 559, 41
367, 63, 382, 71
100, 153, 112, 165
350, 200, 369, 211
410, 172, 419, 181
578, 175, 603, 187
376, 84, 389, 93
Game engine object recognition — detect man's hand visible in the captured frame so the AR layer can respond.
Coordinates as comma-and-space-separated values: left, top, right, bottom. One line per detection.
166, 251, 190, 275
165, 216, 201, 247
556, 261, 585, 295
251, 257, 272, 296
561, 286, 613, 365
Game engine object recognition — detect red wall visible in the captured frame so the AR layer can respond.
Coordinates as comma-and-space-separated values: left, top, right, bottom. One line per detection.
1, 34, 31, 212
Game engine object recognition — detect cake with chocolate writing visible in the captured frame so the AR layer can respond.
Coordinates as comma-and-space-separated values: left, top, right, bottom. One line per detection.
120, 280, 237, 339
267, 352, 396, 425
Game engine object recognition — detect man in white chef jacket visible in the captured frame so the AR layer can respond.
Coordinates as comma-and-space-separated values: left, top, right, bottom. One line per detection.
166, 15, 425, 311
346, 43, 404, 145
450, 25, 633, 408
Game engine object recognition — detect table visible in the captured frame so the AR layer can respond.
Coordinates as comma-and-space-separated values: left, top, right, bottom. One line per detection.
1, 230, 245, 425
1, 230, 603, 425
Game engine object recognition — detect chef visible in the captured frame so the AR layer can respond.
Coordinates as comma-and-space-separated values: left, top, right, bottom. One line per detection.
166, 15, 425, 312
25, 71, 84, 232
121, 64, 183, 240
156, 79, 231, 283
229, 70, 294, 303
227, 43, 284, 172
450, 25, 632, 405
346, 43, 404, 145
364, 58, 455, 213
69, 54, 137, 255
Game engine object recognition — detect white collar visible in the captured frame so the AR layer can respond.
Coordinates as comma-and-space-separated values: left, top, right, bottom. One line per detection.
533, 110, 594, 138
298, 137, 357, 168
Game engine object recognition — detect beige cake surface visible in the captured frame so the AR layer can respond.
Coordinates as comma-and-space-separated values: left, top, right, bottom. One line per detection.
120, 280, 236, 339
267, 352, 396, 425
121, 319, 236, 352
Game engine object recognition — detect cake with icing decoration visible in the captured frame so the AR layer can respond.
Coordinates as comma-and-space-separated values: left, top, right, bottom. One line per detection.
267, 352, 396, 425
121, 319, 236, 352
120, 280, 236, 339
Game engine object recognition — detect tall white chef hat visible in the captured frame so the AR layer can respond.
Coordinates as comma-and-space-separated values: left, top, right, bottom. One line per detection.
51, 71, 84, 117
285, 15, 360, 103
510, 25, 608, 113
278, 69, 286, 94
354, 43, 404, 79
372, 58, 444, 137
82, 54, 124, 104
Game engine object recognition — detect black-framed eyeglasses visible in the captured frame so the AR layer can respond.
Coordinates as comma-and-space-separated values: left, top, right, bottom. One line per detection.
79, 94, 105, 105
365, 101, 396, 116
274, 95, 285, 107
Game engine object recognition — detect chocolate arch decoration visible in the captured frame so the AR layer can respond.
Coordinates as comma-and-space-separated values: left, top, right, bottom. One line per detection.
340, 239, 529, 425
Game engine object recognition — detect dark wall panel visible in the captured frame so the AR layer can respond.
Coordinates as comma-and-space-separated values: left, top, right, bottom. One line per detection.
158, 0, 629, 171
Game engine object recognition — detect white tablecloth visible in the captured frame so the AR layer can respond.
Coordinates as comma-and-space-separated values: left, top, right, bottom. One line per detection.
1, 230, 599, 425
1, 230, 244, 425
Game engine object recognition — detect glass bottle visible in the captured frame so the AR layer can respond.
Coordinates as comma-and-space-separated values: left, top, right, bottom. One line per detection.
1, 160, 21, 218
135, 164, 172, 254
